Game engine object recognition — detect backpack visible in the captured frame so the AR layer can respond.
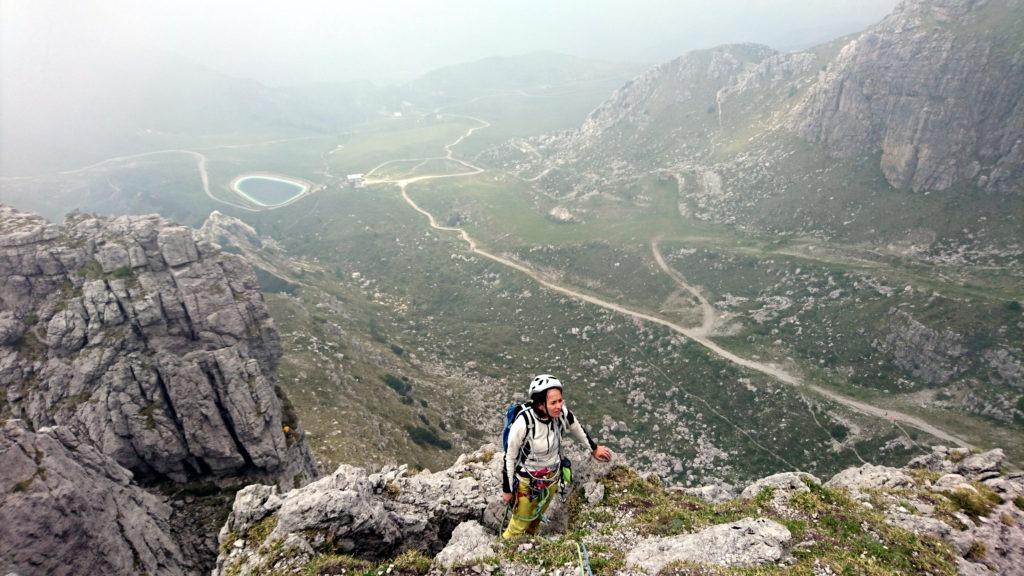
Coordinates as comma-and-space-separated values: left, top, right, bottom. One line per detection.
501, 402, 534, 453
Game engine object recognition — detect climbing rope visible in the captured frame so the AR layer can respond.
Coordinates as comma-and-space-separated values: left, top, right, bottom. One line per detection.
575, 540, 593, 576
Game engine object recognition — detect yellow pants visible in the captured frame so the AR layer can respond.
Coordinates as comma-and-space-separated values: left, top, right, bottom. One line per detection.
502, 474, 559, 539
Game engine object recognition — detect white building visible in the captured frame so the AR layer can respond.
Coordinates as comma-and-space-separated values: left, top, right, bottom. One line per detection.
346, 173, 365, 188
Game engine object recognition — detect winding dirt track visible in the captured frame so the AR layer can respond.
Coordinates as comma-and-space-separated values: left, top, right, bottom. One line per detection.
650, 239, 716, 337
373, 117, 975, 450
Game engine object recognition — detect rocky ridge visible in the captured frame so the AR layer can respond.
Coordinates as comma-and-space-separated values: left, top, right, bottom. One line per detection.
214, 444, 1022, 575
485, 0, 1023, 251
0, 205, 318, 574
0, 205, 315, 485
792, 0, 1024, 194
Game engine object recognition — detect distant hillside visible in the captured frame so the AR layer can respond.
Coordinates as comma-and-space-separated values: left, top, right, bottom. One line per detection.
497, 0, 1023, 246
399, 51, 646, 108
0, 47, 642, 177
0, 45, 376, 175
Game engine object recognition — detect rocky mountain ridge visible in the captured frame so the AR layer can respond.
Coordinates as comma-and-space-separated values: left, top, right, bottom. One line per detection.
487, 0, 1023, 248
535, 0, 1023, 196
0, 205, 315, 485
213, 443, 1023, 575
0, 205, 317, 574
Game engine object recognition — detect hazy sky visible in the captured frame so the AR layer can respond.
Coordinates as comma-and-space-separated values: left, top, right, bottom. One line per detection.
3, 0, 901, 86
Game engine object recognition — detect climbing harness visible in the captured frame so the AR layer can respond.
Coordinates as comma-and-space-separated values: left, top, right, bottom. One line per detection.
511, 468, 559, 523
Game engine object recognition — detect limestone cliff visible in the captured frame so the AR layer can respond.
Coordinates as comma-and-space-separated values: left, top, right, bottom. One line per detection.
0, 204, 319, 574
1, 420, 190, 575
0, 205, 315, 486
792, 0, 1024, 193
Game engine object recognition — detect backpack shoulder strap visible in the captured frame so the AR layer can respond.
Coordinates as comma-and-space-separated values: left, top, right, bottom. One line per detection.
521, 404, 536, 439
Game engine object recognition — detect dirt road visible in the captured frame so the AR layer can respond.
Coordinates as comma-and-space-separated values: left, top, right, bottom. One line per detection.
372, 119, 976, 450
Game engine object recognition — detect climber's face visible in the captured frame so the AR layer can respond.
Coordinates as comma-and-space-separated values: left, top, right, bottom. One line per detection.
544, 388, 564, 419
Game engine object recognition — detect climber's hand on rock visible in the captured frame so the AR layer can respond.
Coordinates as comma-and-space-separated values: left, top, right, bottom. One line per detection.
592, 445, 612, 462
502, 492, 514, 505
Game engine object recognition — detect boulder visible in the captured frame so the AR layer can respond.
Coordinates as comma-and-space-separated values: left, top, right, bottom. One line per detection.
95, 243, 130, 273
434, 521, 496, 569
681, 481, 736, 504
958, 449, 1005, 480
825, 464, 914, 493
741, 471, 819, 499
625, 518, 792, 573
934, 473, 971, 492
157, 226, 199, 267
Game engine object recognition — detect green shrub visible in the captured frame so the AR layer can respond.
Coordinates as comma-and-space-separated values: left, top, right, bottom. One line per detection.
966, 540, 987, 562
246, 515, 278, 547
383, 373, 412, 396
944, 486, 1002, 520
405, 426, 451, 450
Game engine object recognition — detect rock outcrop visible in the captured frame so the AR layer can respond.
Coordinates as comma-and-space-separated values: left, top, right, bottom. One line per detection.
215, 444, 614, 575
0, 205, 315, 486
210, 443, 1022, 575
873, 308, 967, 386
791, 0, 1024, 193
0, 204, 318, 574
432, 521, 497, 569
0, 420, 189, 576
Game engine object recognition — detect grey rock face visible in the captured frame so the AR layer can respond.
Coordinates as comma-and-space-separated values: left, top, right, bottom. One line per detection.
625, 517, 792, 573
791, 0, 1024, 193
741, 471, 819, 499
157, 226, 200, 267
873, 309, 966, 385
584, 480, 606, 504
0, 206, 316, 487
0, 420, 189, 576
825, 463, 915, 492
433, 521, 497, 569
957, 449, 1005, 479
681, 481, 736, 504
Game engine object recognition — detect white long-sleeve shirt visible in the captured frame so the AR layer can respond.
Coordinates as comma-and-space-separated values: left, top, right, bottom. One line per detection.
502, 406, 597, 493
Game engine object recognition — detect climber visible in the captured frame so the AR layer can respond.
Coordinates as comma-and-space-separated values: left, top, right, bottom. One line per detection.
501, 374, 612, 539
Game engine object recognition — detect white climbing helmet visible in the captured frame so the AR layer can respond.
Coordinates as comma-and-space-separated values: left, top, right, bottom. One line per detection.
528, 374, 562, 396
